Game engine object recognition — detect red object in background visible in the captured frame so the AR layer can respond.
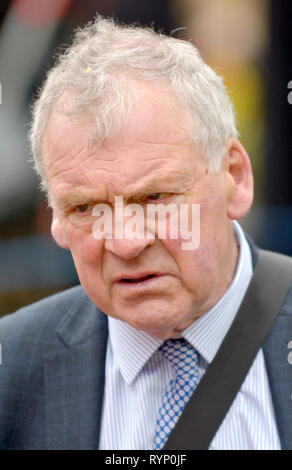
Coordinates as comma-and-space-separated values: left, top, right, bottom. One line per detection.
12, 0, 72, 25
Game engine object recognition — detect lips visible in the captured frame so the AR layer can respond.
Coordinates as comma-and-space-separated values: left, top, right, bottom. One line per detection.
116, 273, 161, 284
113, 272, 169, 296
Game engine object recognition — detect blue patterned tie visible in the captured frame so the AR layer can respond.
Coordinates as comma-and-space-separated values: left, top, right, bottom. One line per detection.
154, 338, 200, 450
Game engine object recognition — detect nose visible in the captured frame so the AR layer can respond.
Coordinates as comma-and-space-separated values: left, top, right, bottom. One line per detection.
104, 235, 155, 260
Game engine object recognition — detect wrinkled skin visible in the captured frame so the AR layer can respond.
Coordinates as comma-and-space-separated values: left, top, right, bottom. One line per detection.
44, 82, 253, 339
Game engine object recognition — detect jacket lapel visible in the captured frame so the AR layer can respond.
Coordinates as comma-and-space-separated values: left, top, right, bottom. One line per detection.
246, 234, 292, 450
263, 284, 292, 450
43, 290, 108, 450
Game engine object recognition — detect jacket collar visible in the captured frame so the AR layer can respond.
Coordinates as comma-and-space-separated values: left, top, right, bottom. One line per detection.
247, 235, 292, 449
44, 288, 108, 449
244, 231, 259, 269
263, 283, 292, 450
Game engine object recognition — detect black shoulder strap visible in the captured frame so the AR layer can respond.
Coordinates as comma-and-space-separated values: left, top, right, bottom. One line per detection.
164, 250, 292, 450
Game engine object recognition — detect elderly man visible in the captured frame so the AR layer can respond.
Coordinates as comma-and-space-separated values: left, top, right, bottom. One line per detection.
0, 16, 291, 450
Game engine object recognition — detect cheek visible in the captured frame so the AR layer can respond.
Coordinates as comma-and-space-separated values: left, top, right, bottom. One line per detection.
163, 235, 212, 289
65, 227, 103, 273
163, 206, 222, 294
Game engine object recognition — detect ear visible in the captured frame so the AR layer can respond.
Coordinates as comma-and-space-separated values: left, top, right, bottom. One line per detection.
51, 210, 69, 249
224, 138, 254, 220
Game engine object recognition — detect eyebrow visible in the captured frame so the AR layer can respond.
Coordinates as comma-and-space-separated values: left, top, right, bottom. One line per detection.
54, 192, 102, 213
127, 182, 187, 204
54, 171, 192, 212
129, 169, 195, 201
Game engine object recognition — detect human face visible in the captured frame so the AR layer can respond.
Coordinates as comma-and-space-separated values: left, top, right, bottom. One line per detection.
43, 83, 240, 340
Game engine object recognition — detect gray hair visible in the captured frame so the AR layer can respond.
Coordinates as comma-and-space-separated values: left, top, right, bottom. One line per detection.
29, 15, 238, 197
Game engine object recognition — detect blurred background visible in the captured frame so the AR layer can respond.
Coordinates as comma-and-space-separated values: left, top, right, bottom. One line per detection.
0, 0, 291, 317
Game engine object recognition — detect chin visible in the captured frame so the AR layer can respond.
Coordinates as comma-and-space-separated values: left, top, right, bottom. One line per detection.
117, 302, 181, 337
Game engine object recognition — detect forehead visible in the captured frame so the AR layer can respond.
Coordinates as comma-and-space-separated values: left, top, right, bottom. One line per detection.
43, 82, 201, 202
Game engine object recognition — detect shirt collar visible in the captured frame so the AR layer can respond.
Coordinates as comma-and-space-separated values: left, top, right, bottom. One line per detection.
108, 221, 253, 383
109, 317, 163, 384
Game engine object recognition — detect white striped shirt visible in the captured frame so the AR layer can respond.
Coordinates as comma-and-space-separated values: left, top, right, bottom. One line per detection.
99, 222, 281, 450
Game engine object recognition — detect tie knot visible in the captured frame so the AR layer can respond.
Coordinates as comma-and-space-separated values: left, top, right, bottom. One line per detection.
159, 338, 199, 377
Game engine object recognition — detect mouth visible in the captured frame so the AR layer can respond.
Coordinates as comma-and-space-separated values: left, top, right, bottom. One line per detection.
117, 273, 160, 285
113, 272, 171, 297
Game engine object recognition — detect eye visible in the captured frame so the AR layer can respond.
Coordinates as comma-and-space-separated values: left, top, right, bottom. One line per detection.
147, 193, 169, 201
75, 204, 90, 213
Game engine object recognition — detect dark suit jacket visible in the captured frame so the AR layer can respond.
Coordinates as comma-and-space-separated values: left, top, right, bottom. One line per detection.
0, 240, 292, 450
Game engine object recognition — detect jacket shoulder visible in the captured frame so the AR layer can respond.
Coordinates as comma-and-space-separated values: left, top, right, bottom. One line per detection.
0, 285, 89, 381
0, 285, 85, 337
0, 285, 95, 449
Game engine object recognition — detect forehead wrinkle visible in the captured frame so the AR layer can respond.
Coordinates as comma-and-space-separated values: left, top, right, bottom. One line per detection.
52, 152, 198, 212
55, 171, 190, 212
